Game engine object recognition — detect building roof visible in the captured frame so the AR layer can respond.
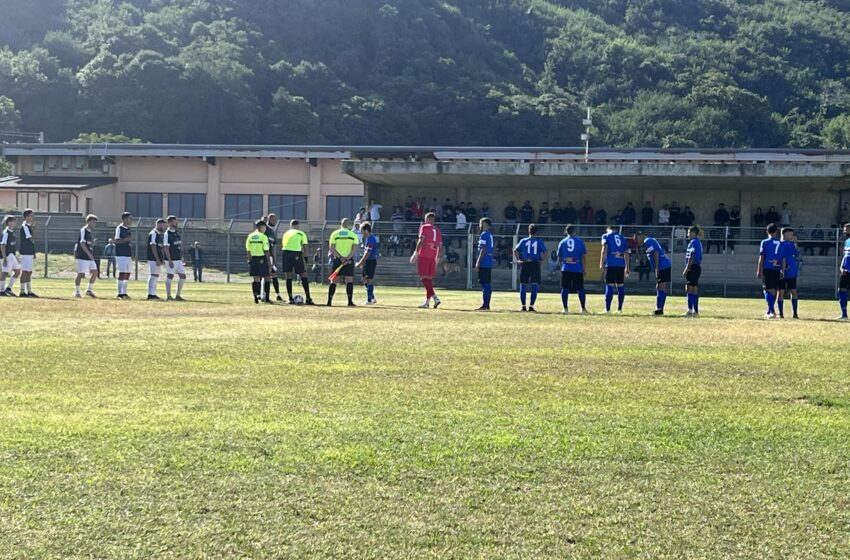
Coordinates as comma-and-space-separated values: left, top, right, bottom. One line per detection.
0, 176, 117, 191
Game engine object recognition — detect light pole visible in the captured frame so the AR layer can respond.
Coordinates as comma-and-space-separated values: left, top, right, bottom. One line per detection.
581, 107, 592, 162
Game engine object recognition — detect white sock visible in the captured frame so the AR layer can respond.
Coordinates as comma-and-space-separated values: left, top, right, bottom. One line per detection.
121, 280, 128, 295
87, 280, 94, 292
165, 277, 172, 297
177, 278, 184, 296
148, 276, 157, 295
75, 284, 81, 295
117, 280, 123, 295
8, 277, 16, 290
0, 280, 5, 291
21, 281, 29, 294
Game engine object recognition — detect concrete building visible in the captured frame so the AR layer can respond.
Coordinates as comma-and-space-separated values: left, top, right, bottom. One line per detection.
2, 144, 850, 226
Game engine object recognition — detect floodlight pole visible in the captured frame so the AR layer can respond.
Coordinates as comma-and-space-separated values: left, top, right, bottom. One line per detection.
581, 107, 592, 163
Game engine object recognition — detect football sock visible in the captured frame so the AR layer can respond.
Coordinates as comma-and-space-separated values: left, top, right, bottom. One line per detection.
693, 295, 699, 314
519, 284, 527, 306
561, 289, 568, 310
777, 299, 785, 316
327, 283, 336, 304
617, 286, 625, 310
87, 280, 94, 292
766, 292, 776, 314
286, 278, 293, 300
839, 291, 848, 316
272, 277, 280, 295
791, 298, 798, 316
0, 280, 5, 291
7, 277, 15, 290
165, 277, 172, 298
346, 282, 354, 304
366, 284, 374, 301
482, 283, 492, 307
578, 289, 586, 310
177, 278, 184, 297
301, 278, 311, 299
422, 278, 434, 299
604, 285, 613, 311
148, 275, 157, 295
530, 284, 539, 306
252, 281, 260, 301
21, 281, 29, 294
657, 290, 666, 310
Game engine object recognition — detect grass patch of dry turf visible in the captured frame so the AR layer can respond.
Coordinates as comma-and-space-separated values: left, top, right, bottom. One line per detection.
1, 280, 849, 558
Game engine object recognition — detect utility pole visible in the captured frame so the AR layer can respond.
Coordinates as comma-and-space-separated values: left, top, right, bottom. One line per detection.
581, 107, 592, 162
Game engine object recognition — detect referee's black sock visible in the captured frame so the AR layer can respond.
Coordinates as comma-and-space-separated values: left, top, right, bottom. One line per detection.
301, 277, 311, 299
272, 277, 280, 295
346, 282, 354, 304
286, 279, 294, 300
252, 281, 260, 302
327, 283, 336, 305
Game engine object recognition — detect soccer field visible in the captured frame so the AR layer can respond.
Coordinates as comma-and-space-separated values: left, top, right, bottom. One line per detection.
2, 280, 849, 559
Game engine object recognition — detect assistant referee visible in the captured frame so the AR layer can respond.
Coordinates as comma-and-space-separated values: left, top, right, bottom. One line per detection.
327, 218, 359, 307
246, 220, 272, 304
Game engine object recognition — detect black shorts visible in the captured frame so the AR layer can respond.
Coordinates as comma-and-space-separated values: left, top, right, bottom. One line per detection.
655, 267, 672, 285
282, 250, 306, 275
780, 277, 798, 291
478, 267, 492, 285
362, 260, 377, 280
249, 256, 269, 278
332, 257, 355, 279
762, 268, 781, 291
685, 264, 701, 287
841, 272, 850, 290
605, 266, 626, 284
520, 262, 541, 285
561, 271, 584, 292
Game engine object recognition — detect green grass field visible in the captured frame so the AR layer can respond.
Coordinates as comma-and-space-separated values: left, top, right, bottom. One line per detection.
2, 279, 849, 559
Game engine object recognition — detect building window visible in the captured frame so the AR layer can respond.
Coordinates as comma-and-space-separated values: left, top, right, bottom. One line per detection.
48, 156, 58, 169
268, 195, 307, 221
17, 192, 39, 211
325, 196, 362, 222
224, 194, 263, 220
32, 156, 45, 172
125, 192, 163, 218
48, 193, 73, 213
168, 193, 206, 219
61, 156, 71, 169
75, 157, 85, 170
88, 157, 103, 170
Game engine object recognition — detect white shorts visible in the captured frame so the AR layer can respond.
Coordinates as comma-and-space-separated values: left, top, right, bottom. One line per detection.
76, 259, 97, 274
116, 256, 133, 274
148, 261, 161, 276
167, 261, 186, 275
20, 255, 34, 272
2, 254, 20, 273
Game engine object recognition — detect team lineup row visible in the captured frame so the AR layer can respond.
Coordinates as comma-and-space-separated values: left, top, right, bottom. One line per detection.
3, 211, 850, 320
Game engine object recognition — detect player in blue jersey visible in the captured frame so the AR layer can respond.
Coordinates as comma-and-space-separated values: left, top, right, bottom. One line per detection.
355, 222, 379, 305
838, 223, 850, 320
683, 226, 703, 317
556, 224, 588, 314
475, 218, 494, 311
636, 233, 673, 316
600, 225, 630, 313
514, 224, 547, 312
778, 228, 800, 319
757, 224, 786, 319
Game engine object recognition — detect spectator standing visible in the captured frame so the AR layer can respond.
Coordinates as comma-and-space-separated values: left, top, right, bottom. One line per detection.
537, 202, 550, 224
104, 238, 116, 278
729, 205, 741, 254
713, 203, 730, 227
680, 206, 696, 227
369, 200, 382, 223
520, 200, 534, 224
579, 201, 594, 225
779, 202, 792, 227
551, 202, 564, 224
391, 206, 404, 236
442, 199, 455, 224
595, 207, 608, 225
564, 201, 578, 224
765, 205, 780, 225
354, 207, 367, 228
455, 207, 467, 248
658, 204, 670, 226
465, 203, 478, 224
641, 202, 654, 225
190, 242, 204, 282
480, 202, 491, 218
504, 201, 518, 225
753, 207, 765, 228
669, 202, 682, 226
621, 202, 636, 225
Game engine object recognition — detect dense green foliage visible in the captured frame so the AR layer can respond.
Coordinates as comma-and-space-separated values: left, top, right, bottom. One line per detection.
2, 0, 850, 147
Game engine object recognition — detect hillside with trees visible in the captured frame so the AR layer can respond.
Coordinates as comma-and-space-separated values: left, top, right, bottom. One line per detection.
2, 0, 850, 148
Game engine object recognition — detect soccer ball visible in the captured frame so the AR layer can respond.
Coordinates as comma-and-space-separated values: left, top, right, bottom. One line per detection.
293, 295, 304, 305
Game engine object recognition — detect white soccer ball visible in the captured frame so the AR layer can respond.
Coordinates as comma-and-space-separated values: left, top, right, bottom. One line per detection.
293, 295, 304, 305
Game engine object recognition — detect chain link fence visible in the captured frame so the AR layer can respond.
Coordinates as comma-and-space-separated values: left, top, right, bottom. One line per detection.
10, 213, 847, 298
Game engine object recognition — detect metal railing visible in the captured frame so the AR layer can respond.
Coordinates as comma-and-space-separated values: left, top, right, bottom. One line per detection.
10, 214, 847, 297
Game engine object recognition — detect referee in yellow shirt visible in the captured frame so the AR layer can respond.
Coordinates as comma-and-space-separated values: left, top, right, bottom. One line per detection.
280, 219, 314, 305
327, 218, 359, 307
246, 220, 272, 304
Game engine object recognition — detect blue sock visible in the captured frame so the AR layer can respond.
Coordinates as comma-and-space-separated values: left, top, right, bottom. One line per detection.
840, 291, 848, 316
792, 298, 798, 316
764, 291, 771, 312
767, 292, 776, 314
561, 289, 569, 310
367, 284, 374, 301
604, 285, 613, 311
657, 290, 666, 310
520, 284, 527, 306
617, 286, 625, 311
530, 284, 539, 306
687, 293, 694, 311
578, 289, 586, 310
694, 294, 699, 314
482, 283, 491, 307
777, 299, 785, 316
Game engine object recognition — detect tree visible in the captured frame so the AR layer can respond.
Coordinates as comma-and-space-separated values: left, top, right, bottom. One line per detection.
69, 132, 144, 144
